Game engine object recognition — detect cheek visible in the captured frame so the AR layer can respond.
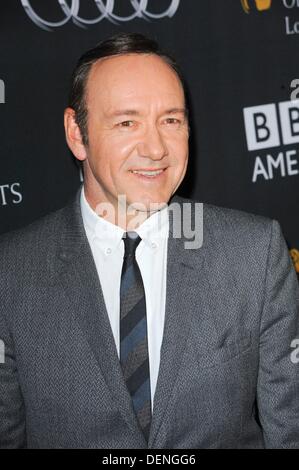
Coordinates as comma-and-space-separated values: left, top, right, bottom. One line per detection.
96, 136, 137, 169
168, 137, 189, 166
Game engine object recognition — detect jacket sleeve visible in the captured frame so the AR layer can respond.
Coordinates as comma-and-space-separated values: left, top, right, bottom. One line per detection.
257, 220, 299, 448
0, 262, 27, 448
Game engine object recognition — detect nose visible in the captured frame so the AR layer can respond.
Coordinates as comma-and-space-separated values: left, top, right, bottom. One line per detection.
137, 123, 168, 161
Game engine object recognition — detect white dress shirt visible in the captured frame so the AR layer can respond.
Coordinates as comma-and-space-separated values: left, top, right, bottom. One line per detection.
80, 187, 169, 412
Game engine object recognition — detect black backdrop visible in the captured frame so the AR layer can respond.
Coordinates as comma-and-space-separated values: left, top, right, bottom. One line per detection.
1, 0, 298, 277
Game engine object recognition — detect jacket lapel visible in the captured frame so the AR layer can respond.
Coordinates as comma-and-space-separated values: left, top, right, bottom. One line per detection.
147, 195, 206, 447
53, 188, 205, 448
55, 187, 146, 443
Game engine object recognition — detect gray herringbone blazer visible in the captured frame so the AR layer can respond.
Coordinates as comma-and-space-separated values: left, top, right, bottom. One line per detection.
0, 186, 299, 448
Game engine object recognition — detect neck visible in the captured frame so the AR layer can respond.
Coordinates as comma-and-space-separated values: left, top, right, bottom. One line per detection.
83, 185, 156, 231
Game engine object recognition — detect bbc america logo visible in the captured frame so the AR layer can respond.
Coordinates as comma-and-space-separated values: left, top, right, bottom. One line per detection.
243, 101, 299, 182
243, 100, 299, 151
21, 0, 180, 31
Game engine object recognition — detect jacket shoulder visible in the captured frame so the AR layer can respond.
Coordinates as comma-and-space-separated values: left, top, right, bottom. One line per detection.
0, 190, 79, 274
173, 194, 275, 237
0, 204, 68, 250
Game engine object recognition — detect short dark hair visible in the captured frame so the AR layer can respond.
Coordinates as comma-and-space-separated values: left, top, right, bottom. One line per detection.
68, 32, 187, 146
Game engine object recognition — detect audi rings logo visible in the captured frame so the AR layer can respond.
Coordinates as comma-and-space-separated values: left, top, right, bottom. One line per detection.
21, 0, 180, 31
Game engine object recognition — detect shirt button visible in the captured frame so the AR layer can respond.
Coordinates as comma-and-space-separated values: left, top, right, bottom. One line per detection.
151, 242, 158, 249
106, 247, 112, 255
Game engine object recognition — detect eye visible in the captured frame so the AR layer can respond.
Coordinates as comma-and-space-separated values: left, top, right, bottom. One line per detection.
164, 117, 181, 125
118, 120, 134, 127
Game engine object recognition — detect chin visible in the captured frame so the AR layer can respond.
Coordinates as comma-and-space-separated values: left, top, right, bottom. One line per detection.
129, 194, 169, 212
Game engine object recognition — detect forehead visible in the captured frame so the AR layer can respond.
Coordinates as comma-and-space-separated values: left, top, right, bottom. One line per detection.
86, 53, 185, 109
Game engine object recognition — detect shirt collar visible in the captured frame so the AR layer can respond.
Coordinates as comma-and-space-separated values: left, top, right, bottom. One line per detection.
80, 185, 169, 255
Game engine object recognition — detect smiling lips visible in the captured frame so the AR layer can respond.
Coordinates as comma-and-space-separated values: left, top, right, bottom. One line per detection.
130, 168, 167, 178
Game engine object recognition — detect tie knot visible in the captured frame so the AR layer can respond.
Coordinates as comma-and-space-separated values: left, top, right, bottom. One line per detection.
122, 231, 141, 259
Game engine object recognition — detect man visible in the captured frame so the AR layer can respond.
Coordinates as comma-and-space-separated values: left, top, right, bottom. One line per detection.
0, 32, 298, 449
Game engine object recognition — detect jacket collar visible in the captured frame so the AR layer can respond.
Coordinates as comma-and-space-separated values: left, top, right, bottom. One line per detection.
54, 185, 205, 447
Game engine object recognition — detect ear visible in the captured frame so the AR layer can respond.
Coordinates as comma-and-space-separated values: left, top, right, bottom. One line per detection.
64, 107, 87, 162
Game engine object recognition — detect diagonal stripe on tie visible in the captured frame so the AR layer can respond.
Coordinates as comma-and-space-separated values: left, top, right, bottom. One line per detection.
137, 400, 151, 428
131, 379, 151, 412
120, 282, 145, 321
120, 231, 152, 442
120, 316, 147, 363
126, 359, 151, 396
120, 297, 147, 337
120, 264, 137, 296
136, 400, 152, 441
121, 337, 149, 382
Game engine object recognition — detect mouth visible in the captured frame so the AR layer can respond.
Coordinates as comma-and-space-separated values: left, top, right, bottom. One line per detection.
129, 168, 167, 179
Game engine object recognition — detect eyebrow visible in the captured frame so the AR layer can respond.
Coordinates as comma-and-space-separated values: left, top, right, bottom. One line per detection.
109, 109, 139, 117
108, 107, 188, 118
164, 108, 188, 116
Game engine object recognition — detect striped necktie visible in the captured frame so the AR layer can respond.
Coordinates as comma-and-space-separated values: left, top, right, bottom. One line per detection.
120, 231, 152, 442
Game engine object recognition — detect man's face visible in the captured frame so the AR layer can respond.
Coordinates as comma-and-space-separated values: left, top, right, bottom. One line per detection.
81, 53, 189, 212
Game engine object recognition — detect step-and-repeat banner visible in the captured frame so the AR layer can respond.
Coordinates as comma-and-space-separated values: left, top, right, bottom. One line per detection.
0, 0, 298, 277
